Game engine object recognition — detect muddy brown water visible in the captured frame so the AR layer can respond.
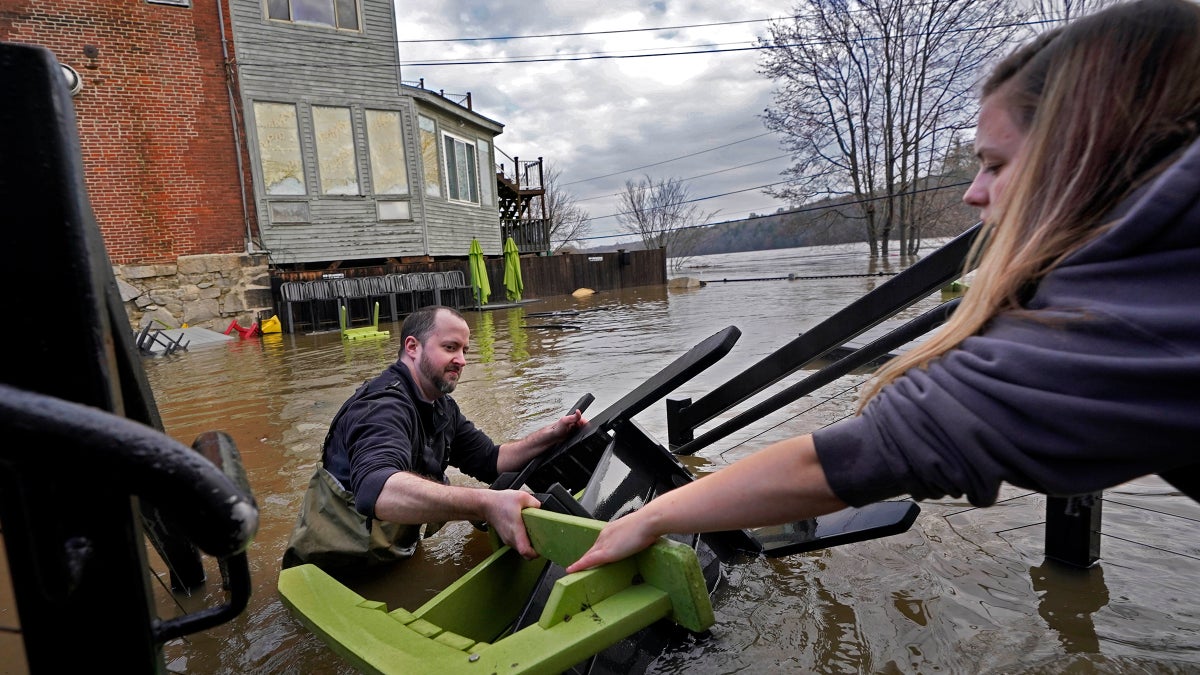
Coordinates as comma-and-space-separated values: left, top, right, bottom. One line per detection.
130, 244, 1200, 673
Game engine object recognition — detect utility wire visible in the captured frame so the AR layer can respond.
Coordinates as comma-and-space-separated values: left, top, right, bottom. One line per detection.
397, 19, 1058, 67
564, 132, 777, 186
397, 17, 783, 43
236, 15, 1058, 67
396, 0, 1076, 46
574, 154, 793, 203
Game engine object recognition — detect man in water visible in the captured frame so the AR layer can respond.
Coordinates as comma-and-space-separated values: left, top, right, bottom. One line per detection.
283, 305, 585, 571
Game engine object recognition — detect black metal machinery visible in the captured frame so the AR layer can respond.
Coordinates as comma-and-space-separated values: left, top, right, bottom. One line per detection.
0, 42, 258, 672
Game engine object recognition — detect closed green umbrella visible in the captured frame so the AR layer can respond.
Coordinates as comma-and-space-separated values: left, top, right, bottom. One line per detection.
502, 236, 524, 301
469, 238, 490, 306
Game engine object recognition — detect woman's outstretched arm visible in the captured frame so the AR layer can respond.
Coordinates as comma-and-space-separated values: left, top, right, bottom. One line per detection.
566, 434, 848, 573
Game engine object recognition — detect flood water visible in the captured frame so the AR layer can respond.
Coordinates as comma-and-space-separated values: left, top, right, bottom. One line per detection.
139, 243, 1200, 673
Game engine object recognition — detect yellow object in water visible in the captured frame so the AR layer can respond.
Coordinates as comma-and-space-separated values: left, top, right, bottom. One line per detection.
571, 288, 595, 298
260, 315, 282, 334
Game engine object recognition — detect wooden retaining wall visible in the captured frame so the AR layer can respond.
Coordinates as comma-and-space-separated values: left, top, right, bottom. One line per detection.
270, 247, 667, 305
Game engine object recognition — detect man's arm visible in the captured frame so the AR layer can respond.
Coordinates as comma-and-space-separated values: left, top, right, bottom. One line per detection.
496, 409, 586, 473
373, 471, 543, 558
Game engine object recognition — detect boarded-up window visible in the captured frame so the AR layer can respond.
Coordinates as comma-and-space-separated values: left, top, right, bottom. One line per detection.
366, 110, 408, 195
269, 201, 309, 223
377, 200, 411, 221
442, 133, 478, 203
313, 106, 358, 195
266, 0, 359, 31
418, 115, 441, 198
253, 102, 305, 196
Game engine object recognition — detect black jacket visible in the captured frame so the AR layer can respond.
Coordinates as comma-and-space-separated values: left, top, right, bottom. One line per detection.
323, 361, 500, 517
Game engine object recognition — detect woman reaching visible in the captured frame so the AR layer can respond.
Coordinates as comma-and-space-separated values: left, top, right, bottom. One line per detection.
569, 0, 1200, 574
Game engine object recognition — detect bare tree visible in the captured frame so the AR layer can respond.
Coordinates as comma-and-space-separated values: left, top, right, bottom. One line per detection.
1030, 0, 1119, 22
758, 0, 1020, 258
616, 175, 715, 270
542, 163, 591, 253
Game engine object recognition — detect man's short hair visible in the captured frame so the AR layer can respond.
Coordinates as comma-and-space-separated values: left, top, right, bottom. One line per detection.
400, 305, 465, 349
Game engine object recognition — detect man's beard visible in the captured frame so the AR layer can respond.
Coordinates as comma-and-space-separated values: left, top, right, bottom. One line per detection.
419, 352, 459, 394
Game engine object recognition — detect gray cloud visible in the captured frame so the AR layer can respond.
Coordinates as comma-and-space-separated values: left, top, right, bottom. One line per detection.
395, 1, 794, 245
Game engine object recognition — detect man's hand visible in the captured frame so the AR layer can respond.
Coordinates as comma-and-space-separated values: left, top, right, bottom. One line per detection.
547, 408, 587, 443
497, 408, 589, 473
483, 489, 544, 559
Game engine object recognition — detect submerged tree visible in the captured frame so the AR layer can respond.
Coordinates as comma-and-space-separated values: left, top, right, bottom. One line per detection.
758, 0, 1019, 258
616, 175, 715, 270
543, 163, 591, 253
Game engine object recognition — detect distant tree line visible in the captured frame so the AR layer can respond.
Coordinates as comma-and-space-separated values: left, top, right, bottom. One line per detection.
567, 0, 1118, 260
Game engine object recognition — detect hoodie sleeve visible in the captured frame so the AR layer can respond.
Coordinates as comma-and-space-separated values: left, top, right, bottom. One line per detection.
816, 140, 1200, 507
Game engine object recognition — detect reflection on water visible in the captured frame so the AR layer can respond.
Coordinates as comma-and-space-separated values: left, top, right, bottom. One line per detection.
137, 244, 1200, 673
1031, 562, 1108, 654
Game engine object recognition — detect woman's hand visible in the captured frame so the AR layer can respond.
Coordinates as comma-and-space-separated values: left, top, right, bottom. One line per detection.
566, 509, 660, 573
565, 433, 845, 573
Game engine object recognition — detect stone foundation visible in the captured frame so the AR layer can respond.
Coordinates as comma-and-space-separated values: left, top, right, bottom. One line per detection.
114, 253, 275, 331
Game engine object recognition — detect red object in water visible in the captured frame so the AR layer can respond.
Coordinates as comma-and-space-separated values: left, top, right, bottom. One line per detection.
224, 320, 259, 338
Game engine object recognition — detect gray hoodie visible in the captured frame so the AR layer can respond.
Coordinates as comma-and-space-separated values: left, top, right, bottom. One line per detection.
815, 140, 1200, 506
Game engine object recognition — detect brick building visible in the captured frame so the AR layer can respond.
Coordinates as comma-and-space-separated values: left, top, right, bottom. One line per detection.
3, 0, 556, 331
1, 0, 271, 330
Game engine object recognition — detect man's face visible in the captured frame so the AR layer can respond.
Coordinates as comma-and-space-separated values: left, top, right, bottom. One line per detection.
963, 93, 1027, 224
412, 311, 470, 397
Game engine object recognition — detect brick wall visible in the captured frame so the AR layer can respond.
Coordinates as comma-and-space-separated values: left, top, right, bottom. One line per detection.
2, 0, 254, 265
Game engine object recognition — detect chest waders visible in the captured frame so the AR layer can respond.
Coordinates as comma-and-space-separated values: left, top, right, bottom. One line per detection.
281, 381, 446, 571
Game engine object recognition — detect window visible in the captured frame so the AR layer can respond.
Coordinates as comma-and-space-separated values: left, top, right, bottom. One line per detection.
253, 102, 305, 196
476, 139, 493, 206
266, 0, 359, 30
312, 106, 359, 195
418, 115, 441, 198
377, 200, 411, 221
365, 110, 408, 195
269, 201, 310, 223
442, 133, 479, 204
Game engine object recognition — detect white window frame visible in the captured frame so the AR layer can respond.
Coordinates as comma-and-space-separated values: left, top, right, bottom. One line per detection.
441, 131, 480, 205
265, 0, 360, 31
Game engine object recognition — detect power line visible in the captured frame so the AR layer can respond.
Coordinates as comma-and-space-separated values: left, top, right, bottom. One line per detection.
397, 17, 783, 44
396, 0, 1060, 47
574, 154, 793, 203
399, 39, 756, 66
397, 19, 1058, 67
399, 42, 765, 67
564, 132, 778, 187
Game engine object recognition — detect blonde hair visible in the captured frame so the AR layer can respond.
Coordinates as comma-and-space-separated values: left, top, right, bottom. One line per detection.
860, 0, 1200, 407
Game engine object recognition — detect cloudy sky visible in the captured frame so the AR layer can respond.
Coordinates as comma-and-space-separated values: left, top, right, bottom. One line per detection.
393, 1, 798, 248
